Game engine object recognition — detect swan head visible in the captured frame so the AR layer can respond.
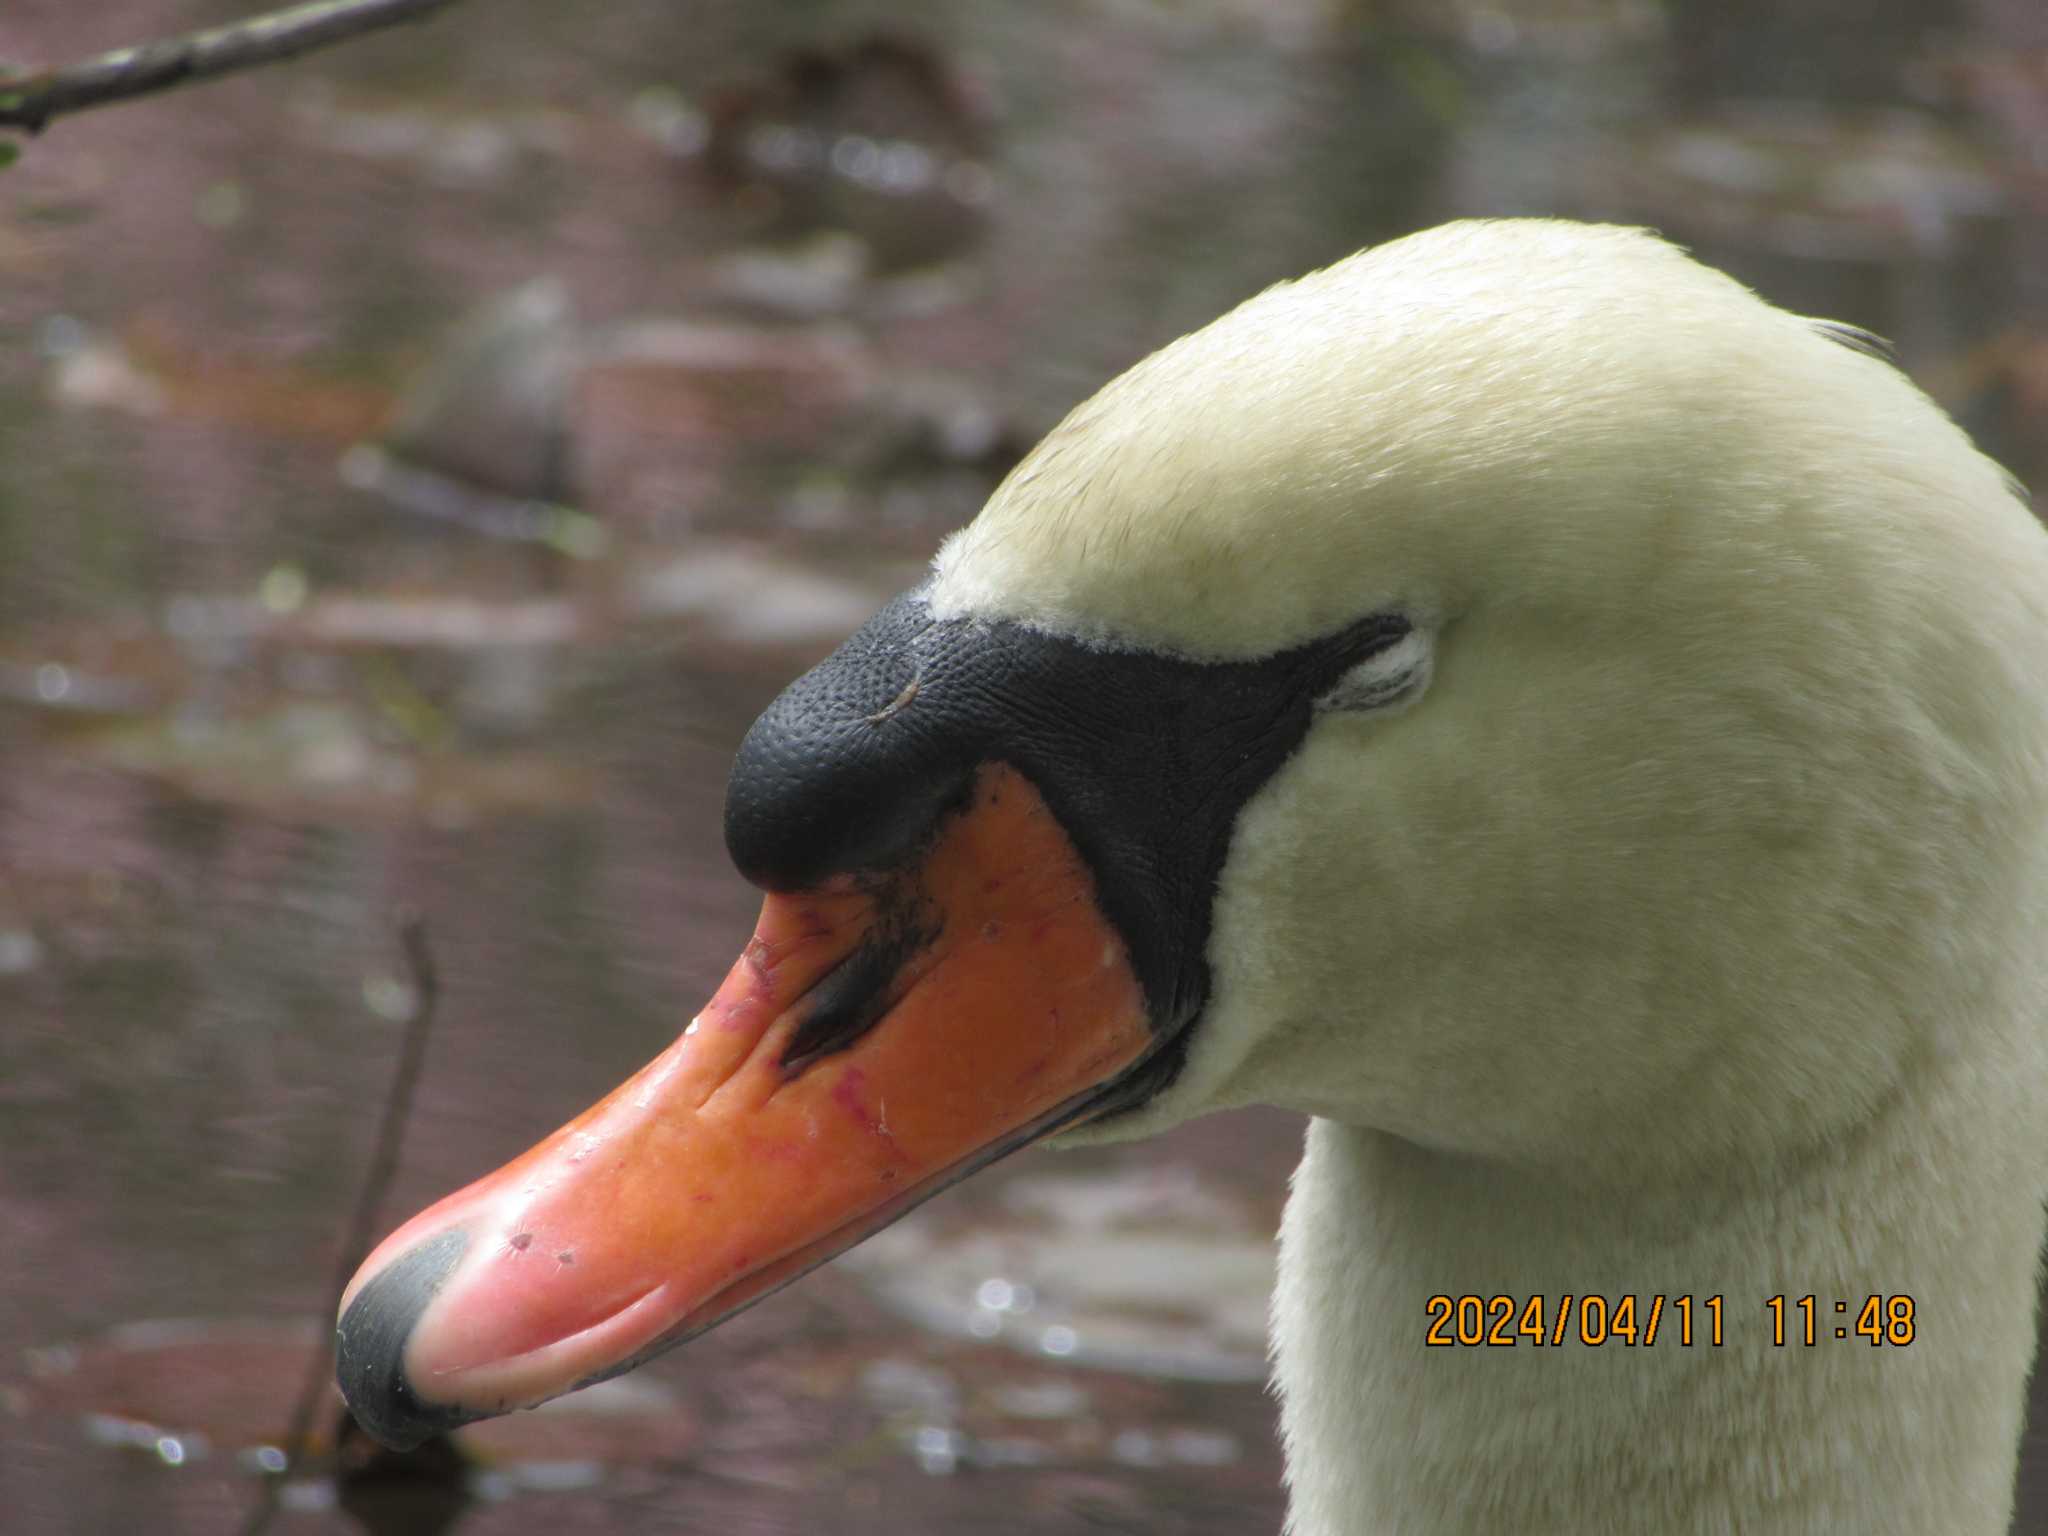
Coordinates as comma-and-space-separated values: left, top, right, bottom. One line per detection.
936, 219, 2046, 1177
333, 219, 2048, 1451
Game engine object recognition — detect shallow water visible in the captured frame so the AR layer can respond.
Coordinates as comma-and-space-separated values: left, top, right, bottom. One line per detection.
2, 3, 2045, 1532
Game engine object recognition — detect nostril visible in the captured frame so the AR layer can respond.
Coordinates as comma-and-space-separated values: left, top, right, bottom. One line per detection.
778, 907, 941, 1074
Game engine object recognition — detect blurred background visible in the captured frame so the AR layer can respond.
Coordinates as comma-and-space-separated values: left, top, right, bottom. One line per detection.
1, 2, 2045, 1532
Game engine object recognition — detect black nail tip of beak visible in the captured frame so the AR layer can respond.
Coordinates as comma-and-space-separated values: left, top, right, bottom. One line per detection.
335, 1227, 475, 1452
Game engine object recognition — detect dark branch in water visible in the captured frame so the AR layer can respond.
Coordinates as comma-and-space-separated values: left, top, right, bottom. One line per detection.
0, 0, 462, 134
241, 913, 443, 1536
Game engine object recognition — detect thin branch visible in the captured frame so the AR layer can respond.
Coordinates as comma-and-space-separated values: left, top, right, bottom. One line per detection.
240, 912, 443, 1536
0, 0, 463, 134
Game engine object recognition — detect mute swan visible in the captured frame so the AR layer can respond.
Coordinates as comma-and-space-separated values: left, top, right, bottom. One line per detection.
335, 220, 2048, 1536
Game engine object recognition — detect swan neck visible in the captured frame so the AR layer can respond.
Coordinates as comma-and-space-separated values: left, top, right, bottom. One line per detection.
1272, 1099, 2042, 1536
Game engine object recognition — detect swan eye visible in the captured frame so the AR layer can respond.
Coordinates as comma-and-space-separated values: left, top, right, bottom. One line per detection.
1316, 627, 1432, 715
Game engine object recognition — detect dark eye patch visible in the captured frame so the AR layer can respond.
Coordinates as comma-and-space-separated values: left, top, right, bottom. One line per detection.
725, 587, 1406, 1106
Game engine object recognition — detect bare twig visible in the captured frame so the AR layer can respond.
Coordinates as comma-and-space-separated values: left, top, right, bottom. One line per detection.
240, 912, 443, 1536
0, 0, 463, 134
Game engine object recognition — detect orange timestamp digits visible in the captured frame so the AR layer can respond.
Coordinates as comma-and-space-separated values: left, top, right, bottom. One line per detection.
1424, 1294, 1724, 1347
1764, 1294, 1916, 1346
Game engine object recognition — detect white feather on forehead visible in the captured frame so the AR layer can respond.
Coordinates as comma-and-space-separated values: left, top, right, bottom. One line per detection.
927, 219, 2021, 660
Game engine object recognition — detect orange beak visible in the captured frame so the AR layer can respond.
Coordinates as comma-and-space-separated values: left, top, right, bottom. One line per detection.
335, 763, 1153, 1448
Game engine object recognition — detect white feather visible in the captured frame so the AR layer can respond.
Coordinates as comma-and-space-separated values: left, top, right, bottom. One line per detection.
933, 220, 2048, 1536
